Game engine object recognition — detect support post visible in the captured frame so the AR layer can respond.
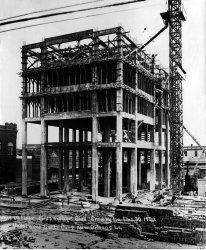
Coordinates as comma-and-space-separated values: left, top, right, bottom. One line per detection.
159, 150, 163, 188
116, 115, 122, 202
150, 149, 155, 192
79, 130, 84, 191
22, 121, 27, 196
127, 151, 130, 192
130, 148, 137, 195
165, 111, 170, 188
40, 44, 47, 116
22, 48, 28, 197
64, 127, 69, 193
137, 149, 142, 188
116, 27, 123, 112
40, 43, 48, 197
40, 119, 48, 197
92, 116, 98, 202
58, 127, 63, 190
160, 106, 163, 146
116, 145, 122, 202
115, 27, 123, 203
72, 129, 76, 187
84, 131, 88, 185
84, 150, 88, 186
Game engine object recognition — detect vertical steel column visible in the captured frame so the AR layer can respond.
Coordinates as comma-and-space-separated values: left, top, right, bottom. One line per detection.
22, 48, 28, 197
137, 149, 142, 187
84, 131, 88, 186
40, 120, 48, 197
116, 27, 123, 202
92, 117, 98, 202
130, 148, 137, 195
59, 127, 63, 190
22, 121, 27, 196
40, 42, 48, 197
165, 111, 170, 188
116, 117, 123, 202
64, 127, 69, 194
72, 129, 76, 187
150, 149, 155, 191
79, 129, 84, 191
159, 150, 163, 188
91, 34, 99, 202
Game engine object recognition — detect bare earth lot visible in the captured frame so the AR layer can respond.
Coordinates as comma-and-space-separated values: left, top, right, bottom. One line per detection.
0, 204, 204, 249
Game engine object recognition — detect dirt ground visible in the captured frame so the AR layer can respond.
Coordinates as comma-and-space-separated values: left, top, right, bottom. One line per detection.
0, 204, 205, 250
0, 223, 201, 249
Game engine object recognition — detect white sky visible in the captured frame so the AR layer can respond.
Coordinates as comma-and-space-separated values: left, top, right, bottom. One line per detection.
0, 0, 205, 148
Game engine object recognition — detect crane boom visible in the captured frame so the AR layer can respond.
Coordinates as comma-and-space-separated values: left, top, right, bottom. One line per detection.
183, 125, 206, 175
183, 126, 205, 151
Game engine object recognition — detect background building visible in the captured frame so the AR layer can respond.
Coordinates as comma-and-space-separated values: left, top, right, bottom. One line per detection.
183, 145, 206, 179
0, 123, 17, 184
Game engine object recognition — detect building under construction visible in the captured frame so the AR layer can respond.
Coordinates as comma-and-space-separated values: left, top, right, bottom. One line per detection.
21, 27, 170, 202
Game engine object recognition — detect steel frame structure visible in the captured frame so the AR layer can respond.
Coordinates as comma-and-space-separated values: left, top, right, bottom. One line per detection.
21, 27, 170, 199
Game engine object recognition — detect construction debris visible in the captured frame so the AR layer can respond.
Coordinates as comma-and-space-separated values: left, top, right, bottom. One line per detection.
0, 190, 206, 247
0, 229, 36, 248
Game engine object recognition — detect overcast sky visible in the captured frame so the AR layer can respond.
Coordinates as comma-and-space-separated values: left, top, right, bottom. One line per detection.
0, 0, 205, 148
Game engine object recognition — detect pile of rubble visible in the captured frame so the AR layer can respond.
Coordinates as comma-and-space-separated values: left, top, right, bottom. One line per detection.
114, 204, 206, 245
0, 189, 206, 246
0, 229, 35, 248
122, 189, 173, 206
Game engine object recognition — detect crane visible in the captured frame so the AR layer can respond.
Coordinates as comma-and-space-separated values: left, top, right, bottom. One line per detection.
168, 0, 186, 192
141, 0, 186, 192
132, 0, 186, 192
